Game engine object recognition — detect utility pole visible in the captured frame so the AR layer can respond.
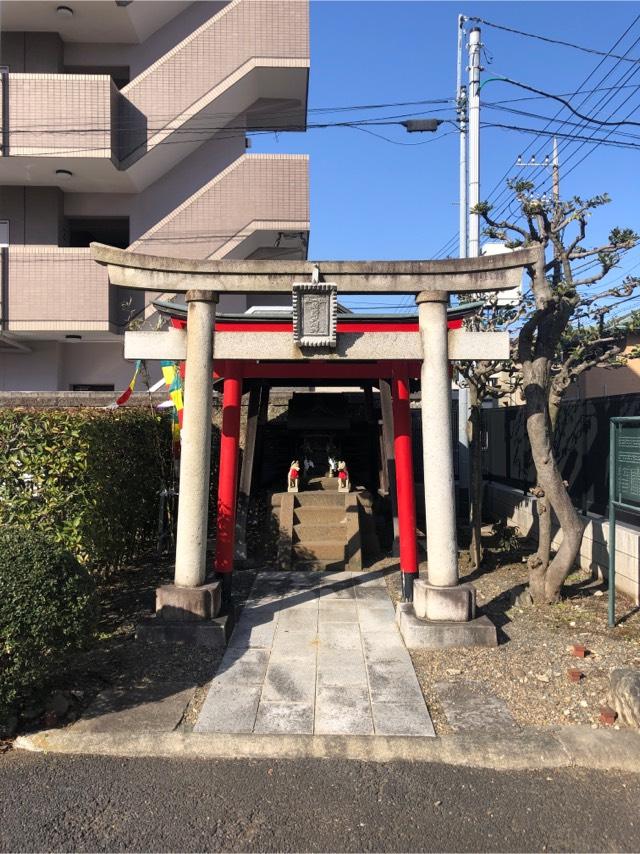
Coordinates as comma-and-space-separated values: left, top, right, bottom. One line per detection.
468, 26, 482, 258
465, 24, 482, 556
552, 135, 560, 204
457, 16, 467, 259
456, 15, 470, 517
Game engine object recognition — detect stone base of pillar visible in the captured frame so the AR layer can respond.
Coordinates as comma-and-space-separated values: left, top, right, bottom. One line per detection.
156, 581, 221, 622
137, 582, 232, 649
396, 602, 497, 649
413, 579, 476, 622
136, 613, 233, 650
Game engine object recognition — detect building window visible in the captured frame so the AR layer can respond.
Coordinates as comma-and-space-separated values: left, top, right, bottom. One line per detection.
71, 384, 115, 392
64, 66, 130, 89
65, 217, 129, 249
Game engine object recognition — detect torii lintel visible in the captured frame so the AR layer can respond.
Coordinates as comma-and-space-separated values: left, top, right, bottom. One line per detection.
90, 242, 540, 294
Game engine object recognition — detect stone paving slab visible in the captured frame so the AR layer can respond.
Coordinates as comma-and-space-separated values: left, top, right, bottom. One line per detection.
194, 571, 435, 737
371, 701, 436, 737
315, 685, 374, 735
435, 681, 521, 733
72, 684, 194, 734
254, 702, 314, 734
194, 684, 262, 734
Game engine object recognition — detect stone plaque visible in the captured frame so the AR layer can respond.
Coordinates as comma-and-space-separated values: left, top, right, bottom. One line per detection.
292, 283, 337, 348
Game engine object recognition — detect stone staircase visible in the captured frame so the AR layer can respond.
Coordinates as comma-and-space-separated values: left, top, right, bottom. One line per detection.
278, 477, 362, 572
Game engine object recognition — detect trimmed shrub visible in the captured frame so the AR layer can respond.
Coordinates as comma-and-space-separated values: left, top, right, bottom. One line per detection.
0, 527, 98, 728
0, 408, 172, 572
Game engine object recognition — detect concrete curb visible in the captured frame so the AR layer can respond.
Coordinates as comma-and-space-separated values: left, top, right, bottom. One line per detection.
14, 727, 640, 772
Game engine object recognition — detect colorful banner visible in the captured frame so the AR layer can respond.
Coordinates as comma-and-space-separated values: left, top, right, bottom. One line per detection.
160, 360, 184, 451
109, 360, 142, 409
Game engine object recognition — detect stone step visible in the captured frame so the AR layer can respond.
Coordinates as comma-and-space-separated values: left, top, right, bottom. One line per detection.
294, 492, 346, 507
293, 523, 346, 542
301, 476, 342, 492
293, 540, 345, 561
294, 506, 345, 525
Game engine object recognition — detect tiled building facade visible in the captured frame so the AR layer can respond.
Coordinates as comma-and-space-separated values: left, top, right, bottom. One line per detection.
0, 0, 309, 390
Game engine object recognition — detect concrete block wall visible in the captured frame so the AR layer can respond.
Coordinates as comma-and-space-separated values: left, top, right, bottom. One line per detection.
485, 481, 640, 605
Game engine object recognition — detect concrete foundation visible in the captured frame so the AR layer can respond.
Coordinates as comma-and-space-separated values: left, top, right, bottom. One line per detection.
413, 580, 476, 622
156, 581, 221, 622
136, 613, 233, 650
396, 602, 497, 649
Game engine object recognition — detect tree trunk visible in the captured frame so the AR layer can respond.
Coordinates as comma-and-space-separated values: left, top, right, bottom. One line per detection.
524, 361, 585, 603
467, 384, 483, 569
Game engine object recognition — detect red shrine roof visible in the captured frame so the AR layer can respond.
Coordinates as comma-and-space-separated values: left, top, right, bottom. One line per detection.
153, 300, 482, 332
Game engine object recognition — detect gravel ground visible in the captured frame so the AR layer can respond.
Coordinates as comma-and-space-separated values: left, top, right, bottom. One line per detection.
385, 536, 640, 735
6, 520, 638, 743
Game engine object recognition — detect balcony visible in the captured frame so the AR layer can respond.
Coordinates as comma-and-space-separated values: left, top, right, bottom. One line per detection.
0, 0, 309, 191
3, 154, 309, 334
0, 73, 118, 187
3, 247, 113, 334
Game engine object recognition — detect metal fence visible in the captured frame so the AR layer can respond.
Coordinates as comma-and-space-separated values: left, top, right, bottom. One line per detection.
482, 393, 640, 517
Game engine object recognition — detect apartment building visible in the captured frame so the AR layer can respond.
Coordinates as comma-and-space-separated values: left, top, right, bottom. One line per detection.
0, 0, 310, 391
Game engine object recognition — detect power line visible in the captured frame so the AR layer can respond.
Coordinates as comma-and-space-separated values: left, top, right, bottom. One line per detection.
429, 17, 640, 258
495, 24, 640, 213
529, 67, 640, 199
483, 18, 640, 220
483, 102, 640, 143
482, 121, 640, 151
483, 75, 640, 128
467, 16, 640, 63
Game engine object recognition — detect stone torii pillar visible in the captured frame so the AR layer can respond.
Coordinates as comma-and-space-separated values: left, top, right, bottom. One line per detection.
416, 292, 474, 618
392, 289, 495, 648
153, 289, 227, 645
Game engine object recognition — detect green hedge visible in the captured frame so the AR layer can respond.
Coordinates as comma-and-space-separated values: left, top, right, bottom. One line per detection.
0, 527, 98, 729
0, 408, 172, 572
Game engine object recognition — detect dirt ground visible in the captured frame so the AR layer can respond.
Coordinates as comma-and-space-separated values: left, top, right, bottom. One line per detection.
385, 534, 640, 735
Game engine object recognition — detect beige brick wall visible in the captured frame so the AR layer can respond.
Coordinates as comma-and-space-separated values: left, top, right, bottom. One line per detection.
4, 73, 114, 158
6, 155, 309, 330
133, 154, 309, 259
123, 0, 308, 117
5, 247, 110, 331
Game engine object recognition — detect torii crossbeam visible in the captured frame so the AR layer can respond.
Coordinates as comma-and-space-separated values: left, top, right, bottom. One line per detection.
92, 242, 539, 649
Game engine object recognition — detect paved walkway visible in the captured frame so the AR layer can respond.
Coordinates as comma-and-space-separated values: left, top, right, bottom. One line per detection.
195, 570, 435, 736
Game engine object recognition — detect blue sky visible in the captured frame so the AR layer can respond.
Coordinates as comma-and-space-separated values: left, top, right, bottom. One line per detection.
254, 2, 640, 314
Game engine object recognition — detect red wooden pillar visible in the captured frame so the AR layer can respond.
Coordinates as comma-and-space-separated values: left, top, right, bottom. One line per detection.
392, 362, 419, 601
215, 362, 242, 607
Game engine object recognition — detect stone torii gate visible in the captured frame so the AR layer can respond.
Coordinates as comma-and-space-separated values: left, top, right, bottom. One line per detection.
92, 243, 538, 648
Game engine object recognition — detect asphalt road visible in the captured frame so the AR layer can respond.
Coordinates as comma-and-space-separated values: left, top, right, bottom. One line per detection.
1, 752, 638, 852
